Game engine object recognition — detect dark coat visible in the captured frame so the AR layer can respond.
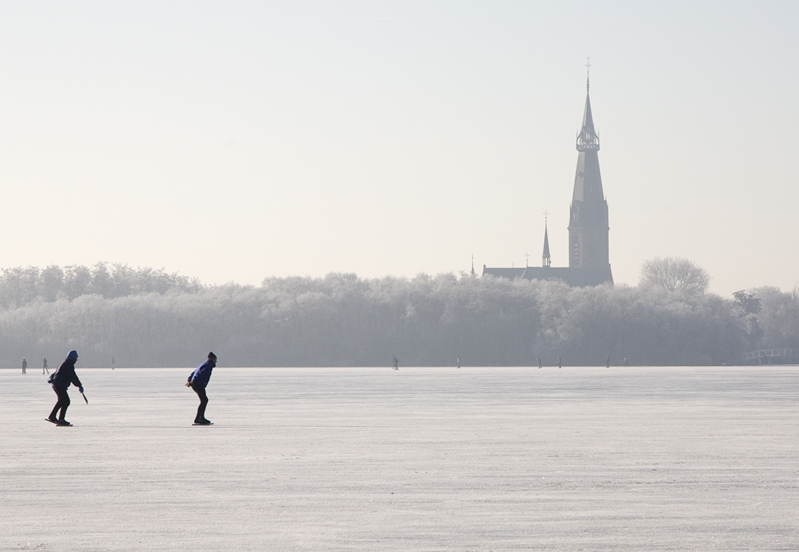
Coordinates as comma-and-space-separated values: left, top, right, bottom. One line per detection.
188, 359, 215, 389
49, 357, 82, 390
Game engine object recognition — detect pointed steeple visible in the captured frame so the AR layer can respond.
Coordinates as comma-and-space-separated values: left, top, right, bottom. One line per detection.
568, 67, 610, 279
576, 81, 599, 152
542, 220, 551, 268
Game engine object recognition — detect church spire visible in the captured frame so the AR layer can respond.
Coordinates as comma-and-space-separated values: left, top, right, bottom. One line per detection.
577, 95, 599, 152
577, 57, 599, 152
568, 67, 611, 279
542, 217, 551, 268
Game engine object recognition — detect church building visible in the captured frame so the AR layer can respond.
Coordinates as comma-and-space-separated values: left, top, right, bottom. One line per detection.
482, 77, 613, 287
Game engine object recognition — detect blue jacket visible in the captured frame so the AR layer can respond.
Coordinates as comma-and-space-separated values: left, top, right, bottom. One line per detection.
188, 359, 215, 388
49, 357, 82, 390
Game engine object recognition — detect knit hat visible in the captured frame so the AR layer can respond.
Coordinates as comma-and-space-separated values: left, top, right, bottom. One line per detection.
68, 350, 79, 360
208, 351, 217, 359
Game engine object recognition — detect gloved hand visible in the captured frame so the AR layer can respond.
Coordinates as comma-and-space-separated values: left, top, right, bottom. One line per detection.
185, 382, 192, 387
79, 386, 84, 393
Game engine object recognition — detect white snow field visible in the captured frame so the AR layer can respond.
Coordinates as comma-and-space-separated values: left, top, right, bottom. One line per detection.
1, 366, 797, 551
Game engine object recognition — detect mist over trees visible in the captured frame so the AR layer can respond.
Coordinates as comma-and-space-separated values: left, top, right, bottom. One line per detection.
1, 263, 796, 368
752, 286, 799, 350
0, 263, 201, 308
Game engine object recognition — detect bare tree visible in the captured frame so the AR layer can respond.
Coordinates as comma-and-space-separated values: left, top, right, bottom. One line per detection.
639, 257, 710, 294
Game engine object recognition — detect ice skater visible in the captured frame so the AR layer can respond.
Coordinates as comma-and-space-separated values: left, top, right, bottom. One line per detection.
186, 352, 216, 425
42, 357, 48, 375
537, 356, 542, 369
47, 350, 84, 426
22, 357, 27, 374
391, 356, 399, 370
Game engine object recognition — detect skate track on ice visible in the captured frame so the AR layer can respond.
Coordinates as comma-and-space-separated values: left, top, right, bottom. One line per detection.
2, 366, 797, 551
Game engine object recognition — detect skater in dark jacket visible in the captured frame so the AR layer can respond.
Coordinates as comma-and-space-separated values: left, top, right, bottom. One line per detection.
47, 350, 83, 426
186, 352, 216, 425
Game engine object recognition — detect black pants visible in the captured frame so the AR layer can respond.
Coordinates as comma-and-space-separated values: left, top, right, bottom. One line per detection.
192, 384, 208, 422
50, 386, 70, 421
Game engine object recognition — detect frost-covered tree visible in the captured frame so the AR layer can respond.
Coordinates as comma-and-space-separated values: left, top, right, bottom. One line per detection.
639, 257, 710, 294
0, 269, 756, 367
733, 290, 763, 350
753, 286, 799, 350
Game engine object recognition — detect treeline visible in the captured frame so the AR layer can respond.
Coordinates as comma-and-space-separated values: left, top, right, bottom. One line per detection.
0, 268, 796, 368
0, 263, 202, 308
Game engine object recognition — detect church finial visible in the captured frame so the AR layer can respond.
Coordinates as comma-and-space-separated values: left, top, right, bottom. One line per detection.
470, 254, 475, 277
585, 57, 591, 92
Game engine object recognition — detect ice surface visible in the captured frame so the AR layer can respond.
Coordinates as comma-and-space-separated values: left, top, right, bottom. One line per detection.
1, 366, 797, 551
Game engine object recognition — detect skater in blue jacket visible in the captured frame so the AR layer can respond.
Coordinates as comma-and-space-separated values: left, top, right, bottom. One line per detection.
186, 352, 216, 425
47, 350, 83, 426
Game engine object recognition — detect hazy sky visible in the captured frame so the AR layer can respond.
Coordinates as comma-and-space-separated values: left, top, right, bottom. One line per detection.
1, 1, 796, 296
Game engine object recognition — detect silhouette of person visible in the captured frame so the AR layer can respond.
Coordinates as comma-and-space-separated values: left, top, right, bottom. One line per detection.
456, 356, 460, 369
111, 357, 115, 370
22, 357, 27, 374
186, 352, 216, 425
47, 350, 83, 426
558, 356, 562, 369
43, 358, 48, 375
391, 356, 399, 370
623, 357, 629, 367
606, 356, 610, 369
537, 356, 542, 369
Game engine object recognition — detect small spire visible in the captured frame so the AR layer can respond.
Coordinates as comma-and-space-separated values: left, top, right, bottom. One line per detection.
542, 216, 551, 268
470, 254, 475, 276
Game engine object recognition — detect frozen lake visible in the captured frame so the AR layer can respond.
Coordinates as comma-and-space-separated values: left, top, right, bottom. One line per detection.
2, 365, 797, 551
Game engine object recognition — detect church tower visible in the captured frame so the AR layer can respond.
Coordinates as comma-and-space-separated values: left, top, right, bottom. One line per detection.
568, 74, 611, 275
481, 67, 613, 287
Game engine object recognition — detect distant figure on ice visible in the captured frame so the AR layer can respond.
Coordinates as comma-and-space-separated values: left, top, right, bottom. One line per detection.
43, 358, 48, 375
537, 356, 542, 369
558, 356, 562, 369
606, 356, 610, 369
456, 356, 460, 369
47, 350, 83, 426
111, 357, 115, 370
391, 356, 399, 370
623, 357, 629, 367
22, 357, 27, 374
186, 352, 216, 425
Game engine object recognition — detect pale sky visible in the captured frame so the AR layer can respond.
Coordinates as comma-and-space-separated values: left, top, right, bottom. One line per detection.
1, 1, 797, 296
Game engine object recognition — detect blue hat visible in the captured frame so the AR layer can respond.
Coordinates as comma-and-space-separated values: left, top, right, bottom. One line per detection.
68, 350, 78, 360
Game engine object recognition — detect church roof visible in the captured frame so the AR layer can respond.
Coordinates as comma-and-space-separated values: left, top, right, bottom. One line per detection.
481, 265, 613, 287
